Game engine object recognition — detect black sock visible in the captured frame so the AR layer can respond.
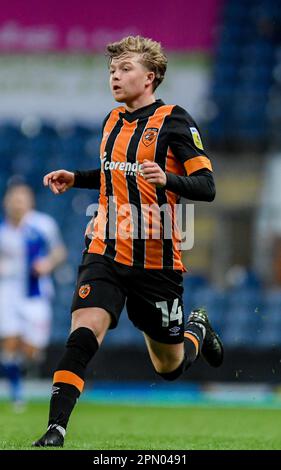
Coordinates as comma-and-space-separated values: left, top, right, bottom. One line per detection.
184, 323, 205, 366
48, 327, 99, 430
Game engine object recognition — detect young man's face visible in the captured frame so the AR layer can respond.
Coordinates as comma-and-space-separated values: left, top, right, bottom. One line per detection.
109, 53, 154, 104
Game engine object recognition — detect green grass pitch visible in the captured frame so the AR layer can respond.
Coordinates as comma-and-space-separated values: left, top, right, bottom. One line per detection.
1, 401, 280, 450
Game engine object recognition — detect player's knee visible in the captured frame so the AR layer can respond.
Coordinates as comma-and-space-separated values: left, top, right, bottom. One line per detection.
151, 350, 184, 374
155, 358, 186, 381
66, 327, 99, 362
55, 327, 99, 379
72, 308, 111, 343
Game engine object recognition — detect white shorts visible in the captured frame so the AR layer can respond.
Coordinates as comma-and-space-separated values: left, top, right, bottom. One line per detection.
0, 285, 52, 348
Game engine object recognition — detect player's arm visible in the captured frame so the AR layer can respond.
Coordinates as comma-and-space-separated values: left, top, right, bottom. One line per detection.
73, 169, 101, 189
142, 162, 215, 201
165, 168, 215, 201
169, 106, 215, 201
149, 105, 216, 201
47, 244, 67, 270
33, 244, 67, 276
32, 217, 67, 276
43, 169, 100, 193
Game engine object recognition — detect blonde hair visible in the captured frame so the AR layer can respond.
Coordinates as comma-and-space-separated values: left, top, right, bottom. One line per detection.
106, 36, 167, 91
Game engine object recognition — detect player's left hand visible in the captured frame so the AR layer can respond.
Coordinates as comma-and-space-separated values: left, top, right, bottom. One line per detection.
141, 160, 167, 188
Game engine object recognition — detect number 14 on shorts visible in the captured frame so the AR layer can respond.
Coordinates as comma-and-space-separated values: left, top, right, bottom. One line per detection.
156, 298, 183, 327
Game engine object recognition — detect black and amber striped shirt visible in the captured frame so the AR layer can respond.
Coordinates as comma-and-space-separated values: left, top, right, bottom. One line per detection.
84, 99, 212, 271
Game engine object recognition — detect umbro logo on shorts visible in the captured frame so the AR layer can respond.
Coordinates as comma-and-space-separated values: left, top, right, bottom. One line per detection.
169, 326, 181, 336
79, 284, 91, 299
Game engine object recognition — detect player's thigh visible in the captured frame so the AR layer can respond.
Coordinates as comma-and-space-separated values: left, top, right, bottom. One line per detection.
127, 268, 184, 345
21, 297, 52, 349
143, 333, 184, 372
71, 255, 127, 340
0, 285, 23, 339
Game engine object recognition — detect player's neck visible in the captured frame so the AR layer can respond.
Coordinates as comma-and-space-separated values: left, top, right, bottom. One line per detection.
7, 212, 28, 227
124, 94, 156, 113
8, 216, 22, 227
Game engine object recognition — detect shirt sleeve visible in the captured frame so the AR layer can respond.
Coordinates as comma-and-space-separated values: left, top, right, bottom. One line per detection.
165, 169, 216, 201
73, 169, 101, 189
167, 105, 212, 175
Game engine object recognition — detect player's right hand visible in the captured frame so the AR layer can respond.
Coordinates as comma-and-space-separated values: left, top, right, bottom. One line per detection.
43, 170, 75, 195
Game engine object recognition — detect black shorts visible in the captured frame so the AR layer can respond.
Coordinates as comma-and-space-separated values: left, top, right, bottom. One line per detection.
71, 253, 184, 344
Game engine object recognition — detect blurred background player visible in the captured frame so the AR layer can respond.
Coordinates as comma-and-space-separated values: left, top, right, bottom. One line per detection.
0, 183, 67, 408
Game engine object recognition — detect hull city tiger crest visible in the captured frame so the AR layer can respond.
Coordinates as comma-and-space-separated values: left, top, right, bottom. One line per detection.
142, 127, 159, 147
79, 284, 91, 299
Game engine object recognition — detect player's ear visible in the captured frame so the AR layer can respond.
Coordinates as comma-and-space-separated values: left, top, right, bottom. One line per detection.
146, 71, 155, 87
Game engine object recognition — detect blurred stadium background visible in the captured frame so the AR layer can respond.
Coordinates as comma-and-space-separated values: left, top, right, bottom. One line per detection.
1, 0, 281, 417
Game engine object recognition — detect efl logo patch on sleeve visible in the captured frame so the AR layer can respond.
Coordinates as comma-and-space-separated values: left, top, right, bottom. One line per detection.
189, 127, 204, 150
